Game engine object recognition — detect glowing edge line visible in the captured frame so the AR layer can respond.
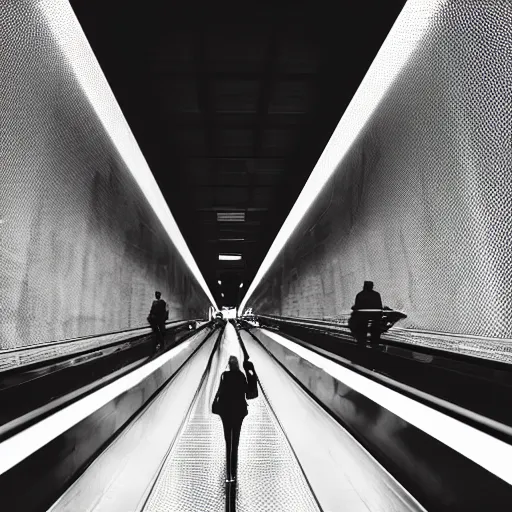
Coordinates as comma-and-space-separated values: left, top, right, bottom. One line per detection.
238, 0, 446, 315
38, 0, 217, 310
262, 328, 512, 486
0, 337, 198, 476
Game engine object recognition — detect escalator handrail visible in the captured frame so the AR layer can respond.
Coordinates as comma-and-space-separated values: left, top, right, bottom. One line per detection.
244, 323, 512, 445
0, 319, 207, 376
0, 322, 214, 442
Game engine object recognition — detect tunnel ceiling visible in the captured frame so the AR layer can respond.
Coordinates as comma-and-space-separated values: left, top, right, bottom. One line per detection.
70, 0, 406, 307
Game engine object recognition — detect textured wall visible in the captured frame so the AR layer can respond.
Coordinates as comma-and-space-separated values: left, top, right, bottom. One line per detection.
249, 1, 512, 339
0, 1, 210, 349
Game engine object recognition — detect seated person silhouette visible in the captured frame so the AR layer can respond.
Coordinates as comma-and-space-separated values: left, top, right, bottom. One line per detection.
214, 312, 226, 329
351, 281, 383, 344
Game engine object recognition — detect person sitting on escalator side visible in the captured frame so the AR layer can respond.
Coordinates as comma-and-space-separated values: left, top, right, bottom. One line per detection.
351, 281, 383, 344
214, 312, 224, 328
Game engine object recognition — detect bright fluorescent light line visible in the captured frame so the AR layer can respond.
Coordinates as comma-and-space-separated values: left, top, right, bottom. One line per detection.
219, 254, 242, 261
38, 0, 217, 310
238, 0, 446, 316
0, 338, 197, 476
262, 329, 512, 486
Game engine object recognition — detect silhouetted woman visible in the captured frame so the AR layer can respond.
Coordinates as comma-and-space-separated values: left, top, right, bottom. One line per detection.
213, 355, 248, 483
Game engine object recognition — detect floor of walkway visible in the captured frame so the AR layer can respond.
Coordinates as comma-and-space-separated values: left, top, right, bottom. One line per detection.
142, 322, 320, 512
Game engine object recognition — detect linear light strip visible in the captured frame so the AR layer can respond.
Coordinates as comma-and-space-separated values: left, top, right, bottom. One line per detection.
219, 254, 242, 261
0, 335, 201, 476
38, 0, 217, 310
262, 329, 512, 486
238, 0, 446, 315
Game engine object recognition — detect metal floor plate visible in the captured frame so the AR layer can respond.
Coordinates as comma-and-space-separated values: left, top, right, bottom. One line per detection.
142, 414, 227, 512
236, 373, 321, 512
141, 352, 226, 512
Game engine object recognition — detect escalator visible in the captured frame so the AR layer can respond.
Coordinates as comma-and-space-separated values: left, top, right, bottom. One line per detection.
49, 322, 423, 512
0, 320, 203, 441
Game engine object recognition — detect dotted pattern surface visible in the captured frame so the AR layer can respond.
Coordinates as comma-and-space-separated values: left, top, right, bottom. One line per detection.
249, 2, 512, 341
143, 415, 227, 512
142, 330, 227, 512
235, 380, 320, 512
0, 2, 208, 349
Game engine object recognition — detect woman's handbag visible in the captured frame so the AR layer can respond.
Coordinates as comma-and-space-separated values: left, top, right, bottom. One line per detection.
212, 373, 224, 415
244, 360, 258, 400
212, 392, 221, 415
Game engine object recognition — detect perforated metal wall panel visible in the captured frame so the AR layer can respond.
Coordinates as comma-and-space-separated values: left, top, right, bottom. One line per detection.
0, 1, 209, 349
249, 1, 512, 341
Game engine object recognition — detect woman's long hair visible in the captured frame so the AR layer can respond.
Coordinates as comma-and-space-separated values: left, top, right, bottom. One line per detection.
228, 355, 240, 371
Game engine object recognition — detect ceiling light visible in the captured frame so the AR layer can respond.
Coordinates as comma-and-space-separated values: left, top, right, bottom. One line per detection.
218, 280, 222, 285
219, 238, 245, 242
238, 0, 445, 316
219, 254, 242, 261
39, 0, 218, 311
217, 212, 245, 222
239, 282, 244, 288
221, 293, 225, 298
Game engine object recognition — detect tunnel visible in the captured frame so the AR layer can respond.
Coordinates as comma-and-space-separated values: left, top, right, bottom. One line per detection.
0, 1, 511, 511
